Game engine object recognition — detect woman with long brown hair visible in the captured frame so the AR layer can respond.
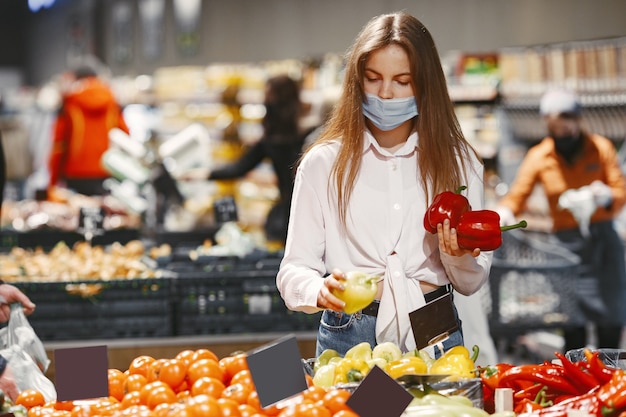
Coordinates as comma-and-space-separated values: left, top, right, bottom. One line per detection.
277, 12, 492, 357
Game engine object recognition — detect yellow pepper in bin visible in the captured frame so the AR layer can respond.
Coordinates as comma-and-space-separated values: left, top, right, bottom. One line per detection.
385, 356, 428, 379
429, 345, 479, 379
344, 342, 373, 361
333, 357, 370, 385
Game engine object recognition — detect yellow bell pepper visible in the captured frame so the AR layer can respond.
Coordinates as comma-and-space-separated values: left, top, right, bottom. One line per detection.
332, 357, 370, 385
385, 356, 428, 379
428, 345, 479, 379
344, 341, 373, 361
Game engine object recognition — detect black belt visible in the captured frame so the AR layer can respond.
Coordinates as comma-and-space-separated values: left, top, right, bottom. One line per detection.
360, 284, 452, 317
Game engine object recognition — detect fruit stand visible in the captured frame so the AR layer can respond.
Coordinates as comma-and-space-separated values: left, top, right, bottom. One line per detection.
9, 336, 626, 417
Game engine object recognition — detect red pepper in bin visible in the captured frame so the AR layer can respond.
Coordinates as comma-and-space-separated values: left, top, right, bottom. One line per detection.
423, 185, 471, 233
456, 209, 527, 251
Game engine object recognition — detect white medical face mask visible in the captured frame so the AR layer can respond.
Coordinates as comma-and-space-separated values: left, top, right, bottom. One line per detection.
362, 93, 419, 131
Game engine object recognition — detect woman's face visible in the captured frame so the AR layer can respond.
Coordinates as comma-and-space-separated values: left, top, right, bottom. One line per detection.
363, 44, 414, 99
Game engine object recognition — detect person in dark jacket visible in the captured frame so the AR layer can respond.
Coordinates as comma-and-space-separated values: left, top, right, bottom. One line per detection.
207, 74, 307, 244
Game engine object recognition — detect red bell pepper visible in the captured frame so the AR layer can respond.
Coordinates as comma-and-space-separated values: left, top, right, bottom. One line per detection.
423, 185, 471, 234
456, 209, 528, 251
479, 363, 515, 413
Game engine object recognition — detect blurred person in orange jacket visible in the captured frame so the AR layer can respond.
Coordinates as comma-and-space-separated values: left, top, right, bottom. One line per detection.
48, 65, 129, 198
496, 88, 626, 352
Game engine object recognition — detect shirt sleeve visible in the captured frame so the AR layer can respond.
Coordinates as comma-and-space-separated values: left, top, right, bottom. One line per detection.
276, 149, 328, 314
208, 141, 266, 180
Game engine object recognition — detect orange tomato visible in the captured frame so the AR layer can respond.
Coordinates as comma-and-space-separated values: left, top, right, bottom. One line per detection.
288, 401, 332, 417
128, 355, 156, 378
124, 373, 148, 394
146, 358, 168, 382
139, 381, 169, 405
321, 388, 352, 414
238, 403, 260, 417
92, 399, 121, 416
247, 390, 280, 416
15, 389, 46, 409
152, 402, 174, 417
191, 348, 219, 363
187, 358, 225, 385
191, 376, 226, 398
120, 391, 143, 409
230, 369, 255, 391
185, 394, 223, 417
26, 406, 53, 417
146, 384, 177, 410
177, 389, 192, 402
332, 410, 359, 417
115, 404, 153, 417
158, 358, 187, 389
108, 368, 127, 401
219, 353, 249, 383
301, 386, 327, 403
218, 398, 242, 417
221, 382, 253, 405
175, 349, 196, 370
53, 399, 76, 411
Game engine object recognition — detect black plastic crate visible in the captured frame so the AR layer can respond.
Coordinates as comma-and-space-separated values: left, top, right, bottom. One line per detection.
487, 230, 585, 337
287, 311, 322, 331
173, 269, 285, 315
14, 277, 171, 303
11, 277, 174, 341
29, 315, 172, 341
28, 298, 170, 320
175, 313, 248, 335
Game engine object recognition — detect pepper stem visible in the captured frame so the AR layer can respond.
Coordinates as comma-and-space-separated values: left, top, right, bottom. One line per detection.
500, 220, 528, 232
470, 345, 480, 362
454, 185, 468, 194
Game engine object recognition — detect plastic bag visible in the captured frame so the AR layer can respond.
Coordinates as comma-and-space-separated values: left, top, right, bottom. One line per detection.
566, 348, 626, 370
0, 303, 56, 402
0, 345, 56, 402
0, 303, 50, 373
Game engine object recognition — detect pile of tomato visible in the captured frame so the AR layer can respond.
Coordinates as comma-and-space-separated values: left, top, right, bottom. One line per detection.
20, 348, 357, 417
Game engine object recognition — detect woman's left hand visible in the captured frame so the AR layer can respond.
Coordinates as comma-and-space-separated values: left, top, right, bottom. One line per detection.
437, 219, 480, 258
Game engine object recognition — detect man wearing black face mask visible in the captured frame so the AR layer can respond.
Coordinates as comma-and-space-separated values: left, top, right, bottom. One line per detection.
495, 88, 626, 353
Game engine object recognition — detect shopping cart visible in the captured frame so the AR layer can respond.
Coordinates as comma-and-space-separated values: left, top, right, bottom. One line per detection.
485, 229, 585, 340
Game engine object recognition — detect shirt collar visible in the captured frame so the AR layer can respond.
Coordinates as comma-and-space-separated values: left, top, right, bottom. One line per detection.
363, 129, 419, 157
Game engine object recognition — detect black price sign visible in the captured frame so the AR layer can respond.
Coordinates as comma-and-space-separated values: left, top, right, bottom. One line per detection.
213, 196, 238, 223
78, 207, 105, 237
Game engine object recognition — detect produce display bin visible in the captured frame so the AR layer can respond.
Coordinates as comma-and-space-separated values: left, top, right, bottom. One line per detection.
0, 228, 140, 251
486, 230, 585, 338
13, 277, 174, 341
169, 253, 319, 336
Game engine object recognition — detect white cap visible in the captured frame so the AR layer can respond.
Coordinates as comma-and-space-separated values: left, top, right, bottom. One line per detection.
539, 88, 582, 116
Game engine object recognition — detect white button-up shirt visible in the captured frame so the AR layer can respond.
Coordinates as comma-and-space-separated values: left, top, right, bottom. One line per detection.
276, 130, 492, 352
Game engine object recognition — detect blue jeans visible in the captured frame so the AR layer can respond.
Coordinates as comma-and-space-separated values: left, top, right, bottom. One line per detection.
315, 306, 464, 359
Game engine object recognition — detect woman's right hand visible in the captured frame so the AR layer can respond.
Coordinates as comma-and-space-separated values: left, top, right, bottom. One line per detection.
317, 269, 347, 311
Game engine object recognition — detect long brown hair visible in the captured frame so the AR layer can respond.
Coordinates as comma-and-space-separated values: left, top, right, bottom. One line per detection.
306, 12, 480, 224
